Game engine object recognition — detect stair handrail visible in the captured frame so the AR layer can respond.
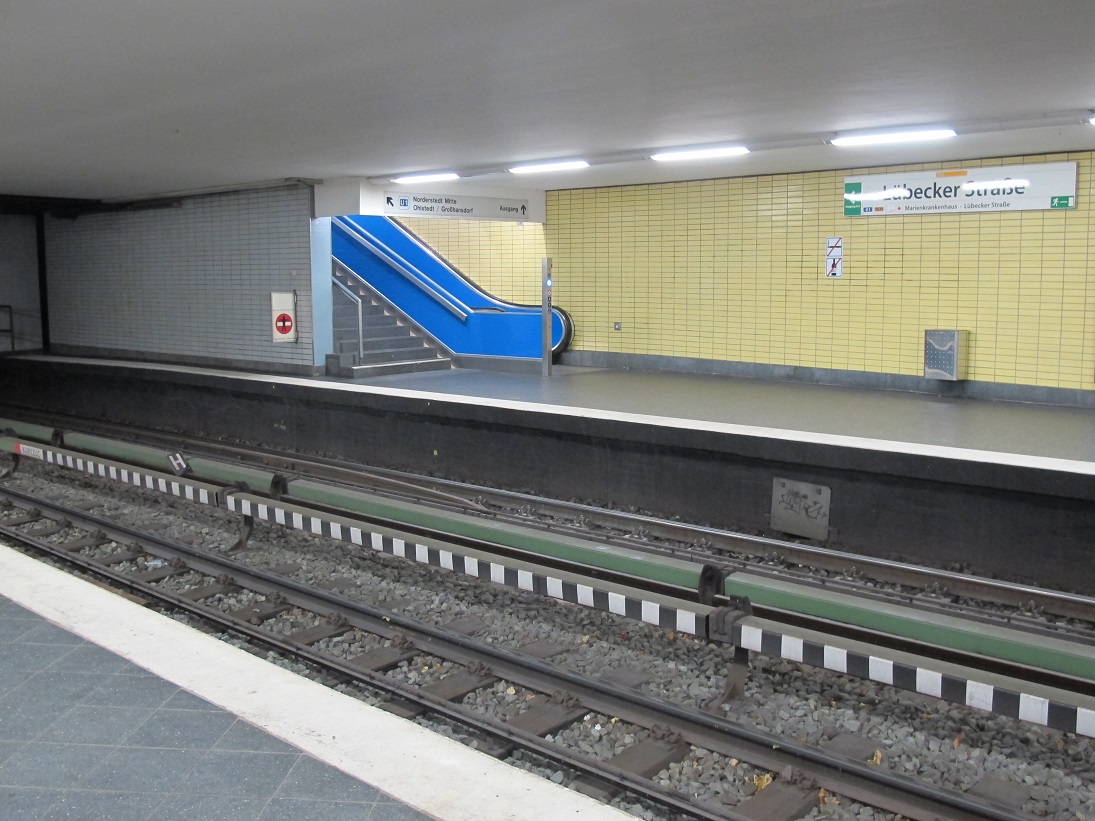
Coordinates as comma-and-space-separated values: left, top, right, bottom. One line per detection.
0, 305, 12, 353
335, 260, 458, 360
331, 276, 364, 360
333, 217, 470, 321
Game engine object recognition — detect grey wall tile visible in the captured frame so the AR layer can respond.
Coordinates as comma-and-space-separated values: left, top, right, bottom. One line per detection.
45, 185, 314, 368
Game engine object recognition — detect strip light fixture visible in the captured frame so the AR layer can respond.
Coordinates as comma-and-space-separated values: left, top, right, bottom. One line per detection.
509, 160, 590, 175
831, 128, 957, 147
390, 172, 460, 184
376, 111, 1088, 183
650, 145, 750, 161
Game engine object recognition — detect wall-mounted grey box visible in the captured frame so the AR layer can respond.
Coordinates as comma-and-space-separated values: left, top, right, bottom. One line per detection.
924, 329, 968, 380
771, 477, 830, 541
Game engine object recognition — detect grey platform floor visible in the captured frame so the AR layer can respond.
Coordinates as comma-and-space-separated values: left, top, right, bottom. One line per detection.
347, 366, 1095, 468
0, 594, 431, 821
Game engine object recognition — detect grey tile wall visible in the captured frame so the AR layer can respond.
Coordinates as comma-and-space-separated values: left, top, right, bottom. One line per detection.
0, 215, 41, 352
45, 186, 314, 368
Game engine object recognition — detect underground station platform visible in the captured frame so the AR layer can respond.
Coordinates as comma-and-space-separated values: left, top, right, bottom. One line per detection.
2, 354, 1094, 594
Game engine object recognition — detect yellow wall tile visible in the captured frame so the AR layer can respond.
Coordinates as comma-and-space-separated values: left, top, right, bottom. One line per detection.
408, 154, 1095, 391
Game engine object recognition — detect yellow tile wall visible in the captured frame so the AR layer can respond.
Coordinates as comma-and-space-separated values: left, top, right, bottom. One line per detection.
546, 152, 1095, 390
397, 154, 1094, 391
397, 218, 547, 305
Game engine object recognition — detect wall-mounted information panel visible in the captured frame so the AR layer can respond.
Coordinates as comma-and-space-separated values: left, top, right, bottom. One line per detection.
384, 192, 529, 222
844, 162, 1076, 217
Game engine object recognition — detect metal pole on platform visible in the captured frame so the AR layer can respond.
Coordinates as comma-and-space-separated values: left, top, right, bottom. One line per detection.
541, 257, 553, 378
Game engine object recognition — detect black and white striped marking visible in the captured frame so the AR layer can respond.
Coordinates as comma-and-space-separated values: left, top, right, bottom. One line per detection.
734, 622, 1095, 739
17, 441, 215, 505
225, 492, 701, 636
8, 437, 700, 637
16, 434, 1095, 738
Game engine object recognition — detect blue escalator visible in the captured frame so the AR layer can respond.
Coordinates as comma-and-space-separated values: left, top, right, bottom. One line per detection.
331, 216, 573, 362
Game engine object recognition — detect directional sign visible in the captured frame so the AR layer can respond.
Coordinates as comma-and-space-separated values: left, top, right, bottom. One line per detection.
385, 192, 531, 222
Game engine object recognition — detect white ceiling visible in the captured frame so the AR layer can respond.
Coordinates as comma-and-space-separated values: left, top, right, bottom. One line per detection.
2, 0, 1094, 201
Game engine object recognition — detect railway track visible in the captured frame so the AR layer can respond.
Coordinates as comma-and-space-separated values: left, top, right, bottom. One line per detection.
5, 409, 1095, 630
3, 415, 1095, 738
0, 485, 1039, 821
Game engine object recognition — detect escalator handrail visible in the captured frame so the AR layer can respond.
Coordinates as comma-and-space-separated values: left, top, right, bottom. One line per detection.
333, 217, 470, 321
333, 217, 575, 355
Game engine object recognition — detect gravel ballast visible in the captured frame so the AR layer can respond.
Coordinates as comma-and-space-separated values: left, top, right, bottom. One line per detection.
2, 462, 1094, 819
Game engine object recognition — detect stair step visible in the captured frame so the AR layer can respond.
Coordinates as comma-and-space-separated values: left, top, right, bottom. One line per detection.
334, 315, 400, 331
361, 325, 414, 339
361, 337, 426, 354
331, 278, 450, 378
345, 358, 451, 379
358, 347, 434, 365
331, 329, 406, 345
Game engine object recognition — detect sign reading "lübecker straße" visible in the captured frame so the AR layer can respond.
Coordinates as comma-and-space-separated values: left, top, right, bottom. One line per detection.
844, 162, 1076, 217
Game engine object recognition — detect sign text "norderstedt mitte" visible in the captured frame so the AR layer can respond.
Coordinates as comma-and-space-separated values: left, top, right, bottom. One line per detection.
384, 192, 531, 222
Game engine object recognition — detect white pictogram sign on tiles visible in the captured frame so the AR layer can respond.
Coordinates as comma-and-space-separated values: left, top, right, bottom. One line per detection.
825, 236, 843, 278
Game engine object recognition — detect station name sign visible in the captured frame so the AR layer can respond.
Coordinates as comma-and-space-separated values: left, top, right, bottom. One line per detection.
844, 162, 1076, 217
384, 192, 530, 222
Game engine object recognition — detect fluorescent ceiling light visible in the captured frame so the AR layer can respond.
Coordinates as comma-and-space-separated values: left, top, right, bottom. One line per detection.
390, 172, 460, 184
508, 160, 590, 174
650, 145, 750, 162
831, 129, 957, 147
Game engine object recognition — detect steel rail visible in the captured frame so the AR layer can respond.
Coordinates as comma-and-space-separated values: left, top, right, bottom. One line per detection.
5, 441, 1095, 703
5, 442, 1095, 708
0, 505, 749, 821
5, 407, 1093, 628
7, 444, 1095, 704
0, 487, 1037, 820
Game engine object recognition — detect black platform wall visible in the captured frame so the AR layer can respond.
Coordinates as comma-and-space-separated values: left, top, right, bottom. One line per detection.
2, 359, 1092, 593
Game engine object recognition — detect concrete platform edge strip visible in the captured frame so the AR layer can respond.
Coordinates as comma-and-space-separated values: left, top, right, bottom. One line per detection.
0, 545, 632, 821
733, 621, 1095, 739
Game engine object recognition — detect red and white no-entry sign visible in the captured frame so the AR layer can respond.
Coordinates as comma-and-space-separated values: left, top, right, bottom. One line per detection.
271, 292, 298, 342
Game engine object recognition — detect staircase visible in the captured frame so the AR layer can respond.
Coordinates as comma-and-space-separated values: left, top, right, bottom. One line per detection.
326, 277, 451, 380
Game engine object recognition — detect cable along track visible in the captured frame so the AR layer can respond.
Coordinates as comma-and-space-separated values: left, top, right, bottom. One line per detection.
0, 484, 1051, 821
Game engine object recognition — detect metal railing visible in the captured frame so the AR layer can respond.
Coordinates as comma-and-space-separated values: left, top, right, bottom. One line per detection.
0, 306, 12, 352
331, 277, 363, 360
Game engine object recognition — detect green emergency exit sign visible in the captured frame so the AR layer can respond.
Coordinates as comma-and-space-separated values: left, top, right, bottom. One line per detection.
844, 183, 862, 216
